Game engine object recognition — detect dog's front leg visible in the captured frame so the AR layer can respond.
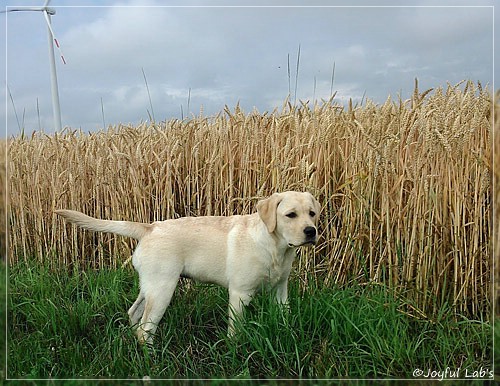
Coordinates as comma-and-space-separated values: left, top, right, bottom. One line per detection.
274, 279, 288, 305
227, 289, 252, 337
274, 279, 292, 314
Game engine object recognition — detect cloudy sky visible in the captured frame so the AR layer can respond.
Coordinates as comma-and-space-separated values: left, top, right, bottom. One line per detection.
2, 0, 496, 137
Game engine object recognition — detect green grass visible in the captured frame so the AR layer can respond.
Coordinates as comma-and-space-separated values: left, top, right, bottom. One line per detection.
6, 262, 492, 380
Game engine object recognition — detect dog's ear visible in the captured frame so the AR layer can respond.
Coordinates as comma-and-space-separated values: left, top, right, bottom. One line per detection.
310, 193, 321, 224
256, 193, 282, 233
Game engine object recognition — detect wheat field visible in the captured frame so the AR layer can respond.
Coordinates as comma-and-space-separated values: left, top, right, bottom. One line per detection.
7, 80, 492, 318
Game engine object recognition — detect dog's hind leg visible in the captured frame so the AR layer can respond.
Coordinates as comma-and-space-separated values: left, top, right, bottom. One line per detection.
136, 279, 179, 345
128, 292, 146, 326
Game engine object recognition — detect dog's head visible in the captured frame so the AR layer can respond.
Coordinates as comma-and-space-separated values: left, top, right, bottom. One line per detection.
256, 191, 321, 247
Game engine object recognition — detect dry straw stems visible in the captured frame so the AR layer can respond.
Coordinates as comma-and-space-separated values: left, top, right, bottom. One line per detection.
8, 80, 492, 319
494, 90, 500, 316
0, 139, 5, 260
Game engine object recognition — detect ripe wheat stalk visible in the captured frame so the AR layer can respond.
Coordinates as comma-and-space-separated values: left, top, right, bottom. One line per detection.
6, 80, 492, 319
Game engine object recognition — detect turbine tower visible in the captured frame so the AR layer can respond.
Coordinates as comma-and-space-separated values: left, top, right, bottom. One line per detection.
5, 0, 66, 132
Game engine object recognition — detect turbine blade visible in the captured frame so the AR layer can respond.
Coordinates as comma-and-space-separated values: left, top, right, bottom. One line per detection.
43, 10, 66, 65
44, 0, 51, 8
3, 7, 46, 13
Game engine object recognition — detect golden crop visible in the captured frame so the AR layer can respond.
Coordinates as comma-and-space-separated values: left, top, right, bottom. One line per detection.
7, 80, 493, 318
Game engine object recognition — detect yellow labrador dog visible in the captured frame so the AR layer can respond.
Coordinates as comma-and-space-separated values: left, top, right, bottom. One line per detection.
56, 191, 320, 344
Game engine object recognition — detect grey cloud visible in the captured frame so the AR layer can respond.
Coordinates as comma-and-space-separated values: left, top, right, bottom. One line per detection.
3, 1, 495, 136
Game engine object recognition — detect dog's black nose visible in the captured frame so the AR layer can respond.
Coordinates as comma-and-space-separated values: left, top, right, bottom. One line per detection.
304, 226, 316, 238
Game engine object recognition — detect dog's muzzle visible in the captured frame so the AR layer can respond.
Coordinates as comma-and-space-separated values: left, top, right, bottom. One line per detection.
303, 226, 316, 240
288, 226, 318, 248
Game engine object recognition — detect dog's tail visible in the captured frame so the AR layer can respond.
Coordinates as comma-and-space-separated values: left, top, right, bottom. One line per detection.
55, 209, 151, 240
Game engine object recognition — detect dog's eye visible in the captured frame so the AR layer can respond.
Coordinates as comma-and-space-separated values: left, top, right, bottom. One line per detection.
309, 211, 316, 217
286, 212, 297, 219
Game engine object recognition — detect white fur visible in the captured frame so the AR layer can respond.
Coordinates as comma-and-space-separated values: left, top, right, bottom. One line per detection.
56, 191, 321, 344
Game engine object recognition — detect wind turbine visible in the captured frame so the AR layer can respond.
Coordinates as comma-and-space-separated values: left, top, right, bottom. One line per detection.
5, 0, 66, 132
